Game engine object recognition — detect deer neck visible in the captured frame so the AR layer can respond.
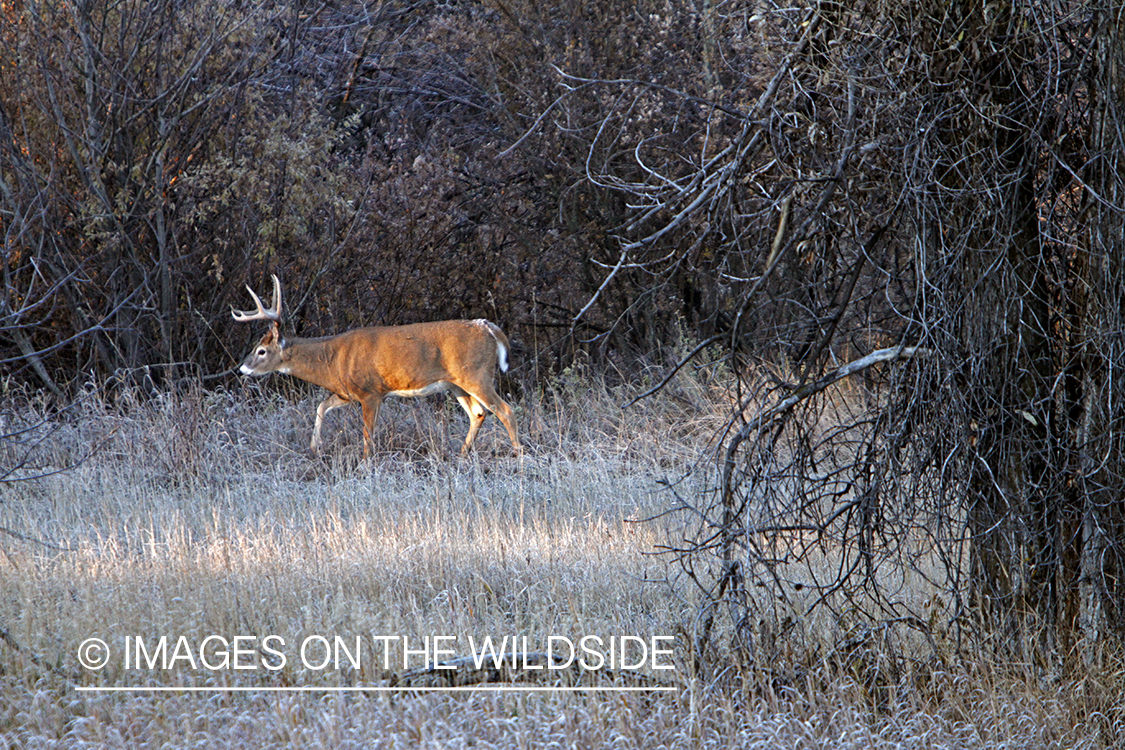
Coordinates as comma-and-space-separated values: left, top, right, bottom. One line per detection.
278, 337, 339, 390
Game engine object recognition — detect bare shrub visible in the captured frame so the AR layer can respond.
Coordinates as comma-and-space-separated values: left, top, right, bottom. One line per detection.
563, 0, 1125, 686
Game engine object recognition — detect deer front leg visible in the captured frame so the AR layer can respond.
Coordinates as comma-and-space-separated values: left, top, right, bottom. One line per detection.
312, 393, 349, 454
359, 395, 384, 459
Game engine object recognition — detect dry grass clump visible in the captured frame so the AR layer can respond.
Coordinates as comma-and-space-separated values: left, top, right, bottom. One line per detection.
0, 375, 1120, 748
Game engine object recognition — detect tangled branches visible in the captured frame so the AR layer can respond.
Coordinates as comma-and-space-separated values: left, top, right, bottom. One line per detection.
570, 0, 1125, 676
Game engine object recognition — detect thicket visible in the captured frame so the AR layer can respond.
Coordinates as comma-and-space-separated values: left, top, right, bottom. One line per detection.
2, 0, 1124, 702
0, 0, 723, 388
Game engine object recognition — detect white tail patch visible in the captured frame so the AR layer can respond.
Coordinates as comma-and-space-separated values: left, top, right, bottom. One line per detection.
474, 319, 509, 373
496, 339, 509, 373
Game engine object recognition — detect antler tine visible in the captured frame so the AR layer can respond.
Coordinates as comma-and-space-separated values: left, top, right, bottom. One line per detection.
231, 274, 282, 323
269, 273, 282, 319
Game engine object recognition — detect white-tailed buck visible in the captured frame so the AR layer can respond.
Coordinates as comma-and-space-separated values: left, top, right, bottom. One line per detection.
232, 275, 521, 458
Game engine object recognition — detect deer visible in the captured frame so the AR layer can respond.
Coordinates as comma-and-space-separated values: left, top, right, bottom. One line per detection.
232, 275, 521, 458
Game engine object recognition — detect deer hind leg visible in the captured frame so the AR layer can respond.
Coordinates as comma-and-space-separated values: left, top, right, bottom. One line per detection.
460, 383, 521, 455
312, 393, 350, 454
454, 393, 488, 455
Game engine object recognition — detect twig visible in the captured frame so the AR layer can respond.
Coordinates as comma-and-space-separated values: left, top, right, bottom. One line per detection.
391, 652, 679, 690
0, 525, 75, 551
0, 624, 81, 682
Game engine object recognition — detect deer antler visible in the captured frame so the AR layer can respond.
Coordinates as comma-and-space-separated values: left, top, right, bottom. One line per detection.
231, 274, 282, 323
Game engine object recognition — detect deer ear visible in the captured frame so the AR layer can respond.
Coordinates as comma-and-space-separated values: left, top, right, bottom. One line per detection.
261, 323, 280, 346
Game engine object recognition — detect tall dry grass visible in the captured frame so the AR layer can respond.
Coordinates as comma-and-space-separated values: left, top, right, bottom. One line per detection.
0, 371, 1119, 748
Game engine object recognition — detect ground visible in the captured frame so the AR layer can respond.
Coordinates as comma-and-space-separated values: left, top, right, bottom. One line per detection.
0, 383, 1109, 748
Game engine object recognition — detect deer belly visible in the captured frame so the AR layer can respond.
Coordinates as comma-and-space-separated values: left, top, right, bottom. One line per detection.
387, 381, 452, 399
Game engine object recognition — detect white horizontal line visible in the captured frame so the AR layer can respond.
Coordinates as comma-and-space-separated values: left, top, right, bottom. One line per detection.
76, 685, 676, 693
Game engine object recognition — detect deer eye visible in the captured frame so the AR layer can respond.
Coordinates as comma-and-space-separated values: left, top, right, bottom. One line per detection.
257, 348, 267, 357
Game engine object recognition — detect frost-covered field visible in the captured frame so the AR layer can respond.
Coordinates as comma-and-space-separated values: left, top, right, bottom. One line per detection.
0, 385, 1112, 748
